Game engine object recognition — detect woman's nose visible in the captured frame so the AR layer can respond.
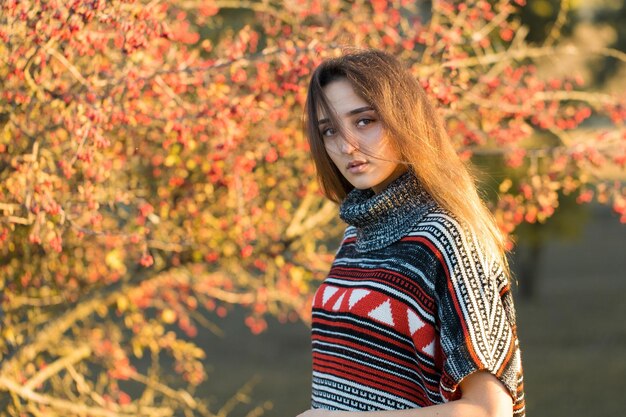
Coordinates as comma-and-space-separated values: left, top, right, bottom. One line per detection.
338, 134, 357, 154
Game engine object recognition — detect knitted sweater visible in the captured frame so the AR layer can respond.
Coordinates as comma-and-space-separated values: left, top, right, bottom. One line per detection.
310, 172, 525, 416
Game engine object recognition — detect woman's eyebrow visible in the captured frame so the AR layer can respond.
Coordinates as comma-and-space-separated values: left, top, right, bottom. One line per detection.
347, 106, 374, 115
317, 106, 374, 125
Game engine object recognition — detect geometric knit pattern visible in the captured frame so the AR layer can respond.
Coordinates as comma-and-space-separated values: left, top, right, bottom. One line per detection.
311, 182, 525, 416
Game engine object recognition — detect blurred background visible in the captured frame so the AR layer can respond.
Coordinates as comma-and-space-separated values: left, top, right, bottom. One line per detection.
1, 1, 625, 417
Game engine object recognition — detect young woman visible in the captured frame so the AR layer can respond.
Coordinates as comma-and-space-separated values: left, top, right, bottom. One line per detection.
298, 50, 525, 417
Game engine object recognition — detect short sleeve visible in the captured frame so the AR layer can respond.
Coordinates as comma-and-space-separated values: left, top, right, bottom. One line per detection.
428, 215, 524, 407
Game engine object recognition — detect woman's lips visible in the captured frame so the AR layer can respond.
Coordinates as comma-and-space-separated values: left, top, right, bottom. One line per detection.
347, 160, 368, 173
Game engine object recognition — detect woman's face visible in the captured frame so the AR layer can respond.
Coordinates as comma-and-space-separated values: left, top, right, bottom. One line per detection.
318, 78, 406, 193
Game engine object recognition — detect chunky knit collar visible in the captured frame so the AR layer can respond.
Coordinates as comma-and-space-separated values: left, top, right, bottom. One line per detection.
339, 171, 437, 252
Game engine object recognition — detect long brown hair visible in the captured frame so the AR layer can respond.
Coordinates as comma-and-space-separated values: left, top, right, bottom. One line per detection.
304, 49, 510, 273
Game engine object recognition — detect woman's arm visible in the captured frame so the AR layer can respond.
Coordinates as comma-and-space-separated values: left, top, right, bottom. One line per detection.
297, 371, 513, 417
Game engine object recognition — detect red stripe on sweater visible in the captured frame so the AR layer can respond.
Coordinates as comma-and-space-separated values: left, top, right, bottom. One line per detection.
312, 352, 434, 403
312, 333, 441, 394
314, 332, 418, 373
313, 315, 412, 351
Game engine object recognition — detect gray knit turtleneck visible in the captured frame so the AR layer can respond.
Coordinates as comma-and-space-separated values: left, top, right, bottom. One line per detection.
339, 171, 437, 253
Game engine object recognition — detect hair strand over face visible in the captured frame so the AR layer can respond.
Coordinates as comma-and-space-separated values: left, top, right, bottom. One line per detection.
304, 49, 512, 278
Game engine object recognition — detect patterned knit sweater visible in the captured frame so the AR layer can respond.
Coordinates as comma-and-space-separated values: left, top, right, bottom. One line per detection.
311, 172, 525, 416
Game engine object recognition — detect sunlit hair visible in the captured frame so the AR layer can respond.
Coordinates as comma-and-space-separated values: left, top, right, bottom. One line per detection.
304, 49, 510, 274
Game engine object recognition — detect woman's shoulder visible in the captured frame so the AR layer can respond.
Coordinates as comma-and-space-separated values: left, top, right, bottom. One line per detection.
407, 206, 494, 266
409, 205, 470, 241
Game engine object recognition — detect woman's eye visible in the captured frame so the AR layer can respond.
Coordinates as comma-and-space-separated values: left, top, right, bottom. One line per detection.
322, 127, 337, 137
356, 118, 374, 127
